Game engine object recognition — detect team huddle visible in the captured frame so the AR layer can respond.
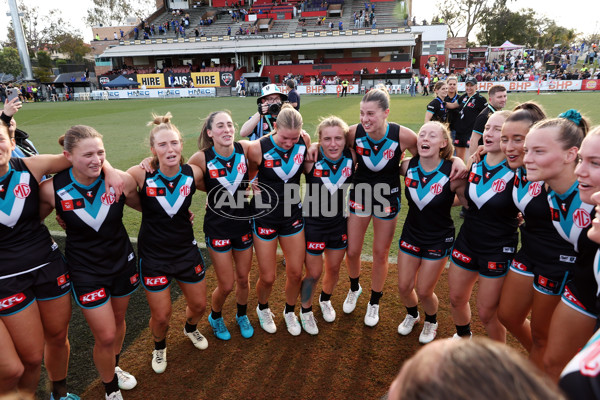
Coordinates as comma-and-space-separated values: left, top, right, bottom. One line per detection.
1, 82, 600, 399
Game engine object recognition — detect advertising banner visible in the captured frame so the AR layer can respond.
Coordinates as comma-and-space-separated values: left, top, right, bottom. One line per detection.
91, 88, 216, 99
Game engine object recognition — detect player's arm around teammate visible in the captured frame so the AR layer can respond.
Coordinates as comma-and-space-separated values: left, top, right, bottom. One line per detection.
39, 125, 140, 400
188, 110, 255, 341
246, 104, 310, 336
448, 111, 517, 342
127, 113, 209, 375
396, 121, 467, 344
300, 116, 355, 333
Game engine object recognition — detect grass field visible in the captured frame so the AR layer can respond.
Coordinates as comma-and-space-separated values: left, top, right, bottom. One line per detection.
16, 91, 599, 399
13, 91, 600, 257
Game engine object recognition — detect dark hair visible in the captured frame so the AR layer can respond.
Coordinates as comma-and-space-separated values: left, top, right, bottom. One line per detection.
512, 101, 546, 123
147, 112, 184, 170
488, 84, 507, 96
286, 80, 296, 89
198, 110, 233, 151
58, 125, 103, 153
361, 85, 390, 111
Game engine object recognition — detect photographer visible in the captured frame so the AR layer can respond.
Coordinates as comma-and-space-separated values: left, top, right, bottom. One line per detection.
240, 84, 288, 141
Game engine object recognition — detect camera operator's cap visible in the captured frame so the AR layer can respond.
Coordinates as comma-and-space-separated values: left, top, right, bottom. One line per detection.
465, 77, 478, 86
257, 83, 288, 104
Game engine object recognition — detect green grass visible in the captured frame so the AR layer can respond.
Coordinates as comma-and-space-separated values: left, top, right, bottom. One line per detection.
14, 92, 600, 257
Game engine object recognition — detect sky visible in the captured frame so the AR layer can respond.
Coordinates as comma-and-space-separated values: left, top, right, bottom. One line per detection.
0, 0, 598, 44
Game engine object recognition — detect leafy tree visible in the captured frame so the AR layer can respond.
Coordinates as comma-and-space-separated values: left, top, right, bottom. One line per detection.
435, 0, 506, 39
86, 0, 154, 27
54, 34, 91, 63
0, 47, 23, 77
36, 51, 53, 69
476, 7, 539, 47
536, 19, 576, 49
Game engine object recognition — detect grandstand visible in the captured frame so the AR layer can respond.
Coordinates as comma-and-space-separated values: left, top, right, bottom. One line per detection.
91, 0, 446, 93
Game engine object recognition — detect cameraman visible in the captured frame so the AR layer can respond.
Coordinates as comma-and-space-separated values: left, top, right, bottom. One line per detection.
240, 84, 288, 140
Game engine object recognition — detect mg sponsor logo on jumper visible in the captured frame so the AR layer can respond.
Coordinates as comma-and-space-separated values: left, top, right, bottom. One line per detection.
13, 183, 31, 199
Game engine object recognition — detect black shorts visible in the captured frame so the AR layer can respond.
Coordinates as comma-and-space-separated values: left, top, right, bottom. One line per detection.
72, 257, 140, 309
206, 232, 253, 253
562, 277, 599, 319
451, 233, 515, 278
399, 236, 453, 260
509, 249, 534, 277
253, 209, 304, 241
0, 249, 71, 316
349, 185, 400, 220
304, 219, 348, 255
453, 131, 470, 148
141, 248, 206, 292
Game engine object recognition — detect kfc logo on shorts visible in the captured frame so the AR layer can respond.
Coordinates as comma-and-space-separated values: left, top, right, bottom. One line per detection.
13, 183, 31, 199
294, 154, 304, 165
307, 242, 326, 250
237, 163, 247, 174
130, 273, 139, 285
180, 185, 191, 197
383, 149, 395, 160
528, 182, 542, 197
145, 276, 168, 287
258, 227, 276, 235
563, 286, 585, 309
573, 209, 591, 228
349, 200, 364, 211
0, 293, 26, 311
101, 192, 116, 206
492, 179, 507, 193
212, 239, 231, 247
342, 167, 351, 178
430, 183, 443, 195
79, 288, 107, 304
452, 249, 471, 264
511, 261, 526, 272
400, 241, 420, 253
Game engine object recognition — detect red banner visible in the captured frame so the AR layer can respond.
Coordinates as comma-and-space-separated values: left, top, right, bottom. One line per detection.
581, 80, 600, 91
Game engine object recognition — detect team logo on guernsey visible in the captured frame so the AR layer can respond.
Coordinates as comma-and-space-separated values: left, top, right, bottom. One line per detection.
548, 187, 594, 252
145, 174, 193, 218
468, 160, 514, 210
57, 178, 114, 232
264, 139, 306, 182
355, 136, 398, 172
314, 158, 354, 194
208, 153, 247, 195
405, 163, 449, 211
0, 171, 31, 228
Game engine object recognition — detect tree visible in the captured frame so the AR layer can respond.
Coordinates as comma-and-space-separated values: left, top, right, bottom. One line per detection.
86, 0, 154, 27
476, 7, 540, 47
36, 51, 53, 69
0, 47, 23, 77
55, 34, 91, 63
436, 0, 506, 40
536, 19, 576, 50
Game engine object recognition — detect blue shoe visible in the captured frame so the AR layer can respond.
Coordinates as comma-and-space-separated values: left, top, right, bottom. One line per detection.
50, 393, 81, 400
208, 314, 231, 340
236, 314, 254, 338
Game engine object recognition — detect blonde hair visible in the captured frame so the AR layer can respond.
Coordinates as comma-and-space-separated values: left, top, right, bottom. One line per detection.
58, 125, 103, 153
147, 112, 184, 170
316, 116, 349, 147
275, 103, 303, 131
531, 115, 589, 151
419, 121, 454, 161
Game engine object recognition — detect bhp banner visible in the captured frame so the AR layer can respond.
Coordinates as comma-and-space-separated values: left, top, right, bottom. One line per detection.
457, 80, 583, 92
276, 84, 359, 95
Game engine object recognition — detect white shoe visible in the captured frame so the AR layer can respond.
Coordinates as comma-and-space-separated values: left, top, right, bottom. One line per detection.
319, 299, 336, 322
283, 310, 301, 336
300, 310, 319, 335
105, 390, 123, 400
397, 313, 420, 336
343, 285, 362, 314
256, 306, 277, 333
183, 327, 208, 350
364, 303, 379, 327
152, 348, 167, 374
419, 321, 438, 344
452, 332, 472, 340
115, 366, 137, 390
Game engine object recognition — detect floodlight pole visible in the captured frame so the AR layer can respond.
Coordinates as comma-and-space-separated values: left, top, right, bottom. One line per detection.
7, 0, 34, 80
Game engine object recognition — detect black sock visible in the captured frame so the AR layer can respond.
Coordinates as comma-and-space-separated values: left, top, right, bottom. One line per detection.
406, 306, 419, 318
369, 290, 383, 305
301, 305, 312, 314
285, 303, 295, 314
350, 277, 360, 292
51, 378, 67, 398
155, 338, 166, 350
425, 313, 437, 324
258, 302, 269, 311
211, 309, 222, 320
456, 323, 471, 337
237, 303, 247, 317
103, 373, 119, 396
185, 322, 197, 333
320, 291, 331, 302
115, 353, 120, 367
